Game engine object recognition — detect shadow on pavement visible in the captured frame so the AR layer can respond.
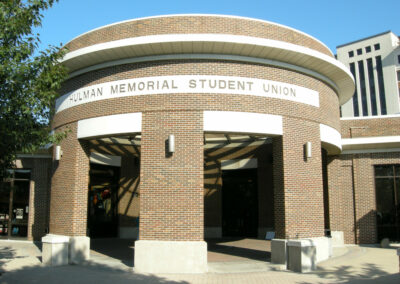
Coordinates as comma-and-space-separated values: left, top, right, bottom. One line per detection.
206, 238, 271, 262
0, 246, 22, 273
90, 238, 135, 267
0, 262, 188, 284
207, 243, 270, 261
297, 263, 400, 284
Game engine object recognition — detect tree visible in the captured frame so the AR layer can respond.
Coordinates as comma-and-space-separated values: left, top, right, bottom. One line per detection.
0, 0, 67, 179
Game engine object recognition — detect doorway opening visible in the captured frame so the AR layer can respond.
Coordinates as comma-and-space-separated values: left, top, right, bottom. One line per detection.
88, 163, 120, 238
222, 168, 258, 238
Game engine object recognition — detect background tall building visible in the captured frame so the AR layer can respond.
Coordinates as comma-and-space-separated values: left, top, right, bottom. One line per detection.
337, 31, 400, 117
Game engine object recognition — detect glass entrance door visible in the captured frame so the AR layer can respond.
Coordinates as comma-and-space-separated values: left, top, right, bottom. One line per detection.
222, 169, 258, 237
0, 170, 31, 238
375, 165, 400, 241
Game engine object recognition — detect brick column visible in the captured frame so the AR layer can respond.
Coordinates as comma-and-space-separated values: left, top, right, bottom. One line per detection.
327, 155, 355, 244
273, 118, 325, 239
134, 110, 207, 273
271, 118, 328, 268
27, 158, 52, 241
47, 122, 90, 264
49, 123, 90, 236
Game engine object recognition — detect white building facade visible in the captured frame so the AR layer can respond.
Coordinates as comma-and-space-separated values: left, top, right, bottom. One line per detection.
337, 31, 400, 117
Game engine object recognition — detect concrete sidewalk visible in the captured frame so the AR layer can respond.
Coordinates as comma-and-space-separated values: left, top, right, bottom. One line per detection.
0, 240, 399, 283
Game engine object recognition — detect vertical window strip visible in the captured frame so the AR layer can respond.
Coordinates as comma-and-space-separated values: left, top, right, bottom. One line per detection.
367, 58, 377, 115
358, 60, 368, 116
349, 63, 359, 117
376, 56, 387, 115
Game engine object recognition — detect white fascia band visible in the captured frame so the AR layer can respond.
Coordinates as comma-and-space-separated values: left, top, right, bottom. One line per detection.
77, 112, 142, 139
342, 136, 400, 151
320, 124, 342, 151
203, 111, 282, 136
62, 33, 354, 104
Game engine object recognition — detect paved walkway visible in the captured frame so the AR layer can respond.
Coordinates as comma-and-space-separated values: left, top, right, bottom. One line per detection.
0, 239, 399, 283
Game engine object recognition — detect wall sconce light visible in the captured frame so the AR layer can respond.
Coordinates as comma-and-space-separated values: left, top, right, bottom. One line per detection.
55, 145, 63, 160
168, 135, 175, 154
305, 141, 312, 159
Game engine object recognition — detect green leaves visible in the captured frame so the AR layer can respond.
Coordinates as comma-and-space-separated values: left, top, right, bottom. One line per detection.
0, 0, 67, 178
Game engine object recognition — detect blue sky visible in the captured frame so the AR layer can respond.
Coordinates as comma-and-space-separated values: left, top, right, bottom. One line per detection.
36, 0, 400, 53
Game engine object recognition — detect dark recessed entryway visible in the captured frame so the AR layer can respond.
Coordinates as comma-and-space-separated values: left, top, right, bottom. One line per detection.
88, 163, 120, 238
222, 168, 258, 238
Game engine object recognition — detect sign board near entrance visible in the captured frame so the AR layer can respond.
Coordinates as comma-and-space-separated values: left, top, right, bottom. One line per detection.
55, 75, 320, 113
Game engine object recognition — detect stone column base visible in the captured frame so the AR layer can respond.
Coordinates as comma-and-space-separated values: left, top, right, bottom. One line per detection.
271, 239, 287, 265
42, 234, 70, 266
134, 240, 207, 273
286, 237, 332, 273
69, 236, 90, 264
331, 231, 344, 246
397, 248, 400, 273
272, 237, 332, 273
287, 240, 316, 273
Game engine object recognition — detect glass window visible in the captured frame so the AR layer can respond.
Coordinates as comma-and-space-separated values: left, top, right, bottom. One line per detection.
376, 56, 387, 115
358, 60, 368, 116
349, 63, 359, 116
397, 70, 400, 81
14, 170, 31, 180
374, 43, 380, 51
398, 55, 400, 64
395, 165, 400, 176
366, 46, 371, 53
357, 48, 363, 55
367, 58, 377, 115
0, 169, 31, 238
376, 165, 394, 177
349, 51, 354, 58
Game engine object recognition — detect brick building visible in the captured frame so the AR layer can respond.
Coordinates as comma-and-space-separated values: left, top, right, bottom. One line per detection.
1, 15, 399, 273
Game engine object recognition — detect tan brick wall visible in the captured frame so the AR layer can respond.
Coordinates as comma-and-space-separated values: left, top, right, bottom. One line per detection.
139, 111, 204, 241
273, 118, 325, 239
65, 16, 332, 56
49, 123, 90, 236
328, 152, 400, 244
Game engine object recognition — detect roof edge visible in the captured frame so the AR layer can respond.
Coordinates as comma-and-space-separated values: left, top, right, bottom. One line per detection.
65, 14, 333, 56
336, 30, 393, 49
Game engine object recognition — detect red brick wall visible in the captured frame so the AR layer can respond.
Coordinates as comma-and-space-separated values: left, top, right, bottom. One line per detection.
341, 117, 400, 138
17, 157, 52, 241
49, 123, 90, 236
139, 111, 204, 241
50, 15, 340, 242
274, 118, 325, 239
54, 61, 339, 133
327, 155, 356, 244
328, 152, 400, 244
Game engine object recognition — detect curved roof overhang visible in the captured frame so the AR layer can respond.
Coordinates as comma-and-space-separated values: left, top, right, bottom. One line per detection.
61, 34, 355, 105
